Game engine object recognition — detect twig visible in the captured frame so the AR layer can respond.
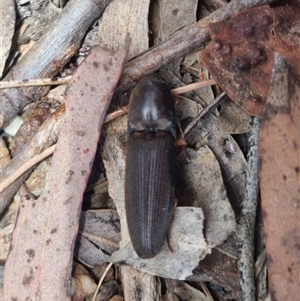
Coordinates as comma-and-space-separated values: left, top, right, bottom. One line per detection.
92, 262, 113, 301
171, 79, 216, 95
0, 145, 56, 193
235, 117, 260, 301
116, 0, 278, 94
104, 106, 128, 123
0, 76, 72, 89
183, 92, 226, 138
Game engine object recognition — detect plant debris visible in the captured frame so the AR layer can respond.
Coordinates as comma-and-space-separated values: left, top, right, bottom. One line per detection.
259, 53, 300, 301
1, 0, 299, 300
3, 45, 128, 300
201, 1, 300, 116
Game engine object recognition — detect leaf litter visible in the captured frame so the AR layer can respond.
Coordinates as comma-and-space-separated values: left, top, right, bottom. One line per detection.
1, 0, 299, 300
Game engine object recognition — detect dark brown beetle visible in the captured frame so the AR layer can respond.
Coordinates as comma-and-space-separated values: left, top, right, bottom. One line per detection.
125, 77, 176, 259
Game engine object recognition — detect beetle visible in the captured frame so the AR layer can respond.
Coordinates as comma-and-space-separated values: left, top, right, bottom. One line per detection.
125, 77, 177, 259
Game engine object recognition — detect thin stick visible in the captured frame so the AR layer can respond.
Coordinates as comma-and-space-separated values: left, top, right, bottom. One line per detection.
235, 117, 260, 301
0, 76, 72, 89
171, 79, 216, 95
92, 262, 113, 301
104, 106, 128, 123
183, 92, 226, 138
0, 144, 56, 193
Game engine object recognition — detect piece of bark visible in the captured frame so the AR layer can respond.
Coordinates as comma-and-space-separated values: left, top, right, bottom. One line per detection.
98, 0, 150, 59
116, 0, 278, 94
201, 1, 300, 117
0, 0, 113, 130
258, 53, 300, 301
0, 0, 15, 78
77, 209, 121, 257
176, 146, 236, 248
101, 116, 161, 301
3, 46, 128, 300
0, 105, 65, 215
74, 235, 110, 267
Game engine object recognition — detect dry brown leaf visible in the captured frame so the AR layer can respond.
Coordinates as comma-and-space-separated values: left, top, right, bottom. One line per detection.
216, 97, 251, 134
176, 146, 236, 248
201, 1, 300, 117
175, 91, 247, 218
259, 53, 300, 301
3, 45, 128, 300
199, 127, 247, 217
190, 248, 239, 300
